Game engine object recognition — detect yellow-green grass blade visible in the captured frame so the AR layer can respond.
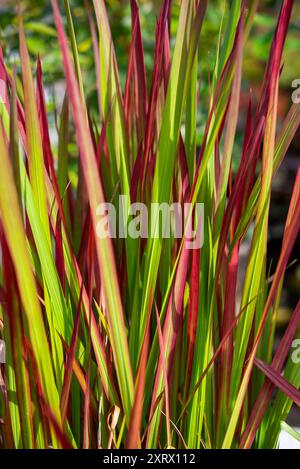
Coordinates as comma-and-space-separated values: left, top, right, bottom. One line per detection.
139, 0, 208, 357
43, 166, 121, 408
92, 0, 130, 196
63, 0, 85, 101
18, 16, 51, 248
0, 121, 61, 447
92, 0, 138, 301
2, 319, 22, 448
19, 156, 72, 390
52, 0, 134, 423
231, 102, 300, 251
5, 82, 35, 448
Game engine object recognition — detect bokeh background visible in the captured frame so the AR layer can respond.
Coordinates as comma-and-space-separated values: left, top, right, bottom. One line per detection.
0, 0, 299, 428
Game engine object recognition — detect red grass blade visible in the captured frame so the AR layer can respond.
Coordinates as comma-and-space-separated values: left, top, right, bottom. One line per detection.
254, 358, 300, 407
125, 317, 151, 449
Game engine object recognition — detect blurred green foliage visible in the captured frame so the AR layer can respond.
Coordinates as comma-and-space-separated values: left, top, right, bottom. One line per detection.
1, 1, 299, 88
0, 0, 299, 153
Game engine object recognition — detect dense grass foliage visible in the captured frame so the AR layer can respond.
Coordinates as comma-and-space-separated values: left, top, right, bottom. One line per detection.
0, 0, 300, 449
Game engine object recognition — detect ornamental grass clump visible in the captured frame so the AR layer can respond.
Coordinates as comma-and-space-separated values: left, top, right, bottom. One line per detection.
0, 0, 300, 449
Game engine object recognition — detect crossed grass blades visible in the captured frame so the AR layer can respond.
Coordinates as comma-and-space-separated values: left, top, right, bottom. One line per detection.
0, 0, 300, 449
